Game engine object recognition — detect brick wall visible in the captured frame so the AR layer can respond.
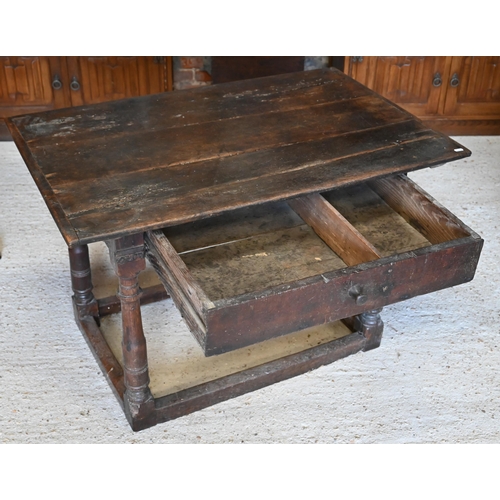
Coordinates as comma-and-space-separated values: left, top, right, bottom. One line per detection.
173, 57, 213, 90
172, 56, 330, 90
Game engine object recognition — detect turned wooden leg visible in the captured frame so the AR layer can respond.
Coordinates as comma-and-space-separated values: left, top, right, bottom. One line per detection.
107, 234, 154, 427
68, 244, 99, 320
355, 308, 384, 351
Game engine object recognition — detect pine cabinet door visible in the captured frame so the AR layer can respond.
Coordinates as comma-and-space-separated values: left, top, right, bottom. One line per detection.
66, 56, 171, 106
0, 56, 70, 118
443, 56, 500, 118
347, 56, 450, 117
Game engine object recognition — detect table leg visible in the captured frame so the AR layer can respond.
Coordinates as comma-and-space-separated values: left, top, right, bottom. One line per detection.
68, 244, 99, 320
107, 234, 154, 428
70, 238, 385, 431
356, 308, 384, 351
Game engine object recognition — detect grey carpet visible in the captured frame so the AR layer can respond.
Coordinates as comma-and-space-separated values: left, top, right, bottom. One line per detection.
1, 136, 499, 443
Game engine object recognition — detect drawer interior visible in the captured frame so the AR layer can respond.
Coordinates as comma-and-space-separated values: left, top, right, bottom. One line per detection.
165, 202, 347, 302
146, 174, 481, 355
160, 177, 469, 302
323, 183, 431, 257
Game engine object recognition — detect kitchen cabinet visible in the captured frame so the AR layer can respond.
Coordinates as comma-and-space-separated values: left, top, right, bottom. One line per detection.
0, 56, 172, 139
345, 56, 500, 135
0, 57, 69, 115
66, 56, 171, 106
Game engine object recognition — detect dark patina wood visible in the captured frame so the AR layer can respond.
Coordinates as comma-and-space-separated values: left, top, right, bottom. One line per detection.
69, 245, 124, 401
147, 330, 366, 431
287, 193, 381, 266
106, 234, 155, 426
98, 284, 169, 317
145, 175, 482, 355
8, 69, 482, 431
68, 244, 98, 320
7, 68, 470, 247
211, 56, 306, 84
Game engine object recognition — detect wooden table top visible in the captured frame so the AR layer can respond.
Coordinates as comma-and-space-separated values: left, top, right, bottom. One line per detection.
8, 68, 470, 247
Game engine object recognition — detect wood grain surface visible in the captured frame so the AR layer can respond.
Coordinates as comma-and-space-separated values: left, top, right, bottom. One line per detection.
7, 68, 471, 246
288, 193, 381, 266
323, 183, 431, 257
145, 175, 482, 355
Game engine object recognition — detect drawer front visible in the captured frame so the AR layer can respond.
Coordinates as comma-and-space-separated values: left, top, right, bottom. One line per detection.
146, 175, 483, 356
203, 238, 481, 354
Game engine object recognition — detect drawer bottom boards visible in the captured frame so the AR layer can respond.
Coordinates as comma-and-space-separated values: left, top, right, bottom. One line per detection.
146, 174, 483, 356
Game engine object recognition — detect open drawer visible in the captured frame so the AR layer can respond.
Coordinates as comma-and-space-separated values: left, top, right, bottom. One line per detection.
145, 174, 483, 356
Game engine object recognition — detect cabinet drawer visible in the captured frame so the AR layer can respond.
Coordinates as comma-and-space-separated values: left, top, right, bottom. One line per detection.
145, 174, 483, 356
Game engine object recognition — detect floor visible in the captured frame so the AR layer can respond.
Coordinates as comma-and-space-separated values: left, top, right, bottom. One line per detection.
0, 136, 499, 443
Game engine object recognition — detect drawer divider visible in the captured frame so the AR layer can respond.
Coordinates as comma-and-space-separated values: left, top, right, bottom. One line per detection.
288, 193, 381, 266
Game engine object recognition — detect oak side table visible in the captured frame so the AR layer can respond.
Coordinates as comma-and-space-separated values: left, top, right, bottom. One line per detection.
7, 69, 483, 431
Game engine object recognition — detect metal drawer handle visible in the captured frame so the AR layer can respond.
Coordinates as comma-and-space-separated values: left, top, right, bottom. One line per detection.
349, 284, 368, 305
450, 73, 460, 87
70, 76, 80, 91
52, 75, 62, 90
432, 72, 442, 87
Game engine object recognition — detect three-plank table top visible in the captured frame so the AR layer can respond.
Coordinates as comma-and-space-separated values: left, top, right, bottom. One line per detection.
7, 68, 469, 248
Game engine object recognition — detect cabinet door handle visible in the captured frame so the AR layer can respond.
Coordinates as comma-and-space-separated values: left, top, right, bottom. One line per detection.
70, 76, 81, 91
432, 72, 442, 87
352, 56, 364, 63
52, 75, 62, 90
450, 73, 460, 88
